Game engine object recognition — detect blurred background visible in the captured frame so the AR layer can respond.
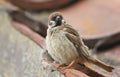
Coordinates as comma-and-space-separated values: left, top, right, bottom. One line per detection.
0, 0, 120, 77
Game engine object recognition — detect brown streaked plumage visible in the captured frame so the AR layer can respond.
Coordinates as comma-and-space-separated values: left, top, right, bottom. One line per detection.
46, 12, 114, 72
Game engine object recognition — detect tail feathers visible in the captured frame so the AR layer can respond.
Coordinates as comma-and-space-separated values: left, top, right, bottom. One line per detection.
89, 58, 114, 72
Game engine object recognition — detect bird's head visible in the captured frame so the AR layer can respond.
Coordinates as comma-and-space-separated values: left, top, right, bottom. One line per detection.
48, 12, 66, 27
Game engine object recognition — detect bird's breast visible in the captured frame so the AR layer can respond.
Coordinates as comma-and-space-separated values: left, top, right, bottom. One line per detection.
46, 30, 79, 65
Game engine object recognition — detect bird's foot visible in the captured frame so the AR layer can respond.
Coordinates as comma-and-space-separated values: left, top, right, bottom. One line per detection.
67, 60, 76, 68
57, 63, 67, 69
59, 60, 76, 71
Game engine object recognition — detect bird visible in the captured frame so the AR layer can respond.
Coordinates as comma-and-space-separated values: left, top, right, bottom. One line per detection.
46, 12, 114, 72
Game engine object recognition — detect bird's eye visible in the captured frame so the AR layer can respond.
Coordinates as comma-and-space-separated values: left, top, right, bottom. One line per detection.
49, 21, 56, 26
62, 20, 66, 24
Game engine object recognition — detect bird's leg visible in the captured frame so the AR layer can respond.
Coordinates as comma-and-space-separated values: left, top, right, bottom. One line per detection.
59, 60, 77, 71
66, 60, 77, 68
57, 63, 67, 68
58, 60, 77, 68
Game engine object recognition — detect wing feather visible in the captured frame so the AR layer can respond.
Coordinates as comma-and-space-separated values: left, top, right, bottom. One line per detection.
64, 25, 90, 61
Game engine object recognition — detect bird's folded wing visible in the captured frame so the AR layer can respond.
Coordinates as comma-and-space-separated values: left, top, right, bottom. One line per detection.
64, 25, 90, 60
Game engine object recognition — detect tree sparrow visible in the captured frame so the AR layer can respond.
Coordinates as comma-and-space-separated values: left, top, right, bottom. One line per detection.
46, 12, 114, 72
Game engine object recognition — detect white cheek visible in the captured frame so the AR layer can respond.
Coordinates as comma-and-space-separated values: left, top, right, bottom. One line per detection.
49, 21, 56, 27
62, 20, 65, 22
